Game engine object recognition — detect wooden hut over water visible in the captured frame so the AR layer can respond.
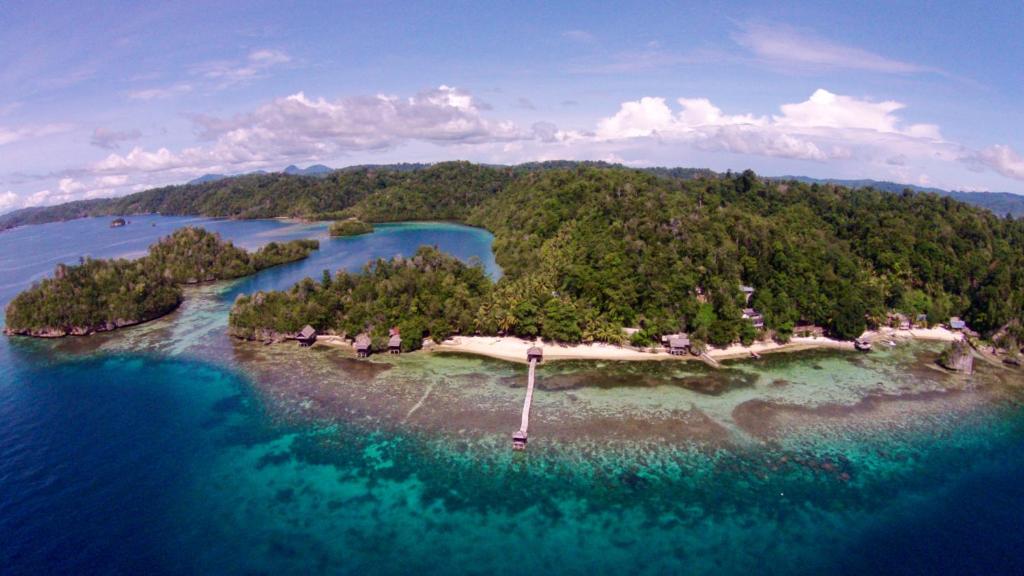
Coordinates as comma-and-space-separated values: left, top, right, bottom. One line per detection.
354, 333, 372, 358
296, 325, 317, 347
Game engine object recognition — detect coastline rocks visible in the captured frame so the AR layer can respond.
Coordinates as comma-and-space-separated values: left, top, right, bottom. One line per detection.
4, 311, 177, 339
938, 340, 974, 374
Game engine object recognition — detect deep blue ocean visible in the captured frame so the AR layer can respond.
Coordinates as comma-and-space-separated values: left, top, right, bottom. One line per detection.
1, 216, 1022, 575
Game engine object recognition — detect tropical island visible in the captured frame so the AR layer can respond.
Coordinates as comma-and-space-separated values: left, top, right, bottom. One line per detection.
210, 164, 1024, 360
3, 162, 1022, 358
328, 218, 374, 237
4, 227, 318, 337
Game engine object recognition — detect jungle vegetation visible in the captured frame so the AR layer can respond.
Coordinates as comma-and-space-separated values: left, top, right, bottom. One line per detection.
5, 227, 318, 336
220, 165, 1024, 349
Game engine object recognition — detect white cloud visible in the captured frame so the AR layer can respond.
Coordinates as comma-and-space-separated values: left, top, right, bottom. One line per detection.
97, 86, 527, 176
593, 89, 947, 162
969, 145, 1024, 181
733, 22, 927, 74
58, 178, 85, 194
0, 191, 19, 212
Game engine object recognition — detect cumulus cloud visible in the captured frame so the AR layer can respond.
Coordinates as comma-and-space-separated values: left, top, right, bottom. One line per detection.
96, 86, 527, 176
593, 89, 946, 162
969, 145, 1024, 181
733, 22, 927, 73
90, 127, 142, 149
0, 191, 19, 213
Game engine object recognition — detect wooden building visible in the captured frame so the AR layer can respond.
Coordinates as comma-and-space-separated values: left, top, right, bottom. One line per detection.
527, 346, 543, 363
388, 334, 402, 354
742, 308, 765, 329
668, 334, 690, 355
354, 333, 372, 358
296, 325, 317, 347
739, 285, 755, 304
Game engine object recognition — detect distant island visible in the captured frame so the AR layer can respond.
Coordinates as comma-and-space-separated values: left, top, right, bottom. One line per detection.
328, 218, 374, 237
217, 166, 1023, 358
4, 227, 318, 337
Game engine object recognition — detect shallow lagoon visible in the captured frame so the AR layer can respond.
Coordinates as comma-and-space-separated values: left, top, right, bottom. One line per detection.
1, 216, 1023, 575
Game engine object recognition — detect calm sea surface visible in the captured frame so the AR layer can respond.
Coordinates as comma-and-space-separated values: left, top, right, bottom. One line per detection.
1, 216, 1022, 575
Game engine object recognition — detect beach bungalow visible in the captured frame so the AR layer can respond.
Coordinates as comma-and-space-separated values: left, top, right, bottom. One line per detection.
668, 335, 690, 355
354, 333, 372, 358
296, 325, 317, 347
949, 317, 967, 331
527, 346, 543, 363
739, 285, 755, 304
915, 314, 929, 328
742, 308, 765, 329
388, 333, 402, 354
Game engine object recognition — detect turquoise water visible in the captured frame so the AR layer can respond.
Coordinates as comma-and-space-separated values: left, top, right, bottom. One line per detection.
2, 216, 1023, 575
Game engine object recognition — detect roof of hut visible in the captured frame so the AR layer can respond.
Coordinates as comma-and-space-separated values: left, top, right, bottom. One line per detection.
388, 335, 402, 347
299, 325, 316, 339
354, 333, 372, 349
669, 335, 690, 348
527, 345, 543, 355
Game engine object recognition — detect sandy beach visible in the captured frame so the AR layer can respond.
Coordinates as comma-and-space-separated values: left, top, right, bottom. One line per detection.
317, 326, 963, 365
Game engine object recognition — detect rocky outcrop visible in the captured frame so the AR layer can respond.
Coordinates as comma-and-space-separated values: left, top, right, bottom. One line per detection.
3, 311, 176, 338
938, 340, 974, 374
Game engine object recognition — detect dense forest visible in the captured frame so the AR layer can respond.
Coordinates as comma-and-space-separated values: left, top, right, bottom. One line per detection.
5, 228, 319, 337
4, 162, 1023, 347
0, 161, 1018, 231
229, 246, 490, 351
215, 165, 1024, 350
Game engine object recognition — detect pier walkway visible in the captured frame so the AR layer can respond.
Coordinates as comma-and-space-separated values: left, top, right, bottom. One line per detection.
513, 346, 543, 450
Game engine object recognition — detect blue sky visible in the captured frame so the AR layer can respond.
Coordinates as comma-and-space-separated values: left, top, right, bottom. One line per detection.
1, 1, 1023, 213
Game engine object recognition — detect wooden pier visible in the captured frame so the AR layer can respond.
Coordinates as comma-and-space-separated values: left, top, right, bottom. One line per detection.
513, 346, 543, 450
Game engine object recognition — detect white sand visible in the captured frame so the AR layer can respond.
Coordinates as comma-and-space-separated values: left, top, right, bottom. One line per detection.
431, 334, 854, 364
318, 325, 962, 365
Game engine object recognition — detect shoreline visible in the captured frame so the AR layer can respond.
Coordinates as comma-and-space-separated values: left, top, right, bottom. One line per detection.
317, 326, 963, 366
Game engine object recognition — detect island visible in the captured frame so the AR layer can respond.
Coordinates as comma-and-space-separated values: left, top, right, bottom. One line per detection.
4, 227, 319, 337
328, 218, 374, 237
220, 166, 1023, 360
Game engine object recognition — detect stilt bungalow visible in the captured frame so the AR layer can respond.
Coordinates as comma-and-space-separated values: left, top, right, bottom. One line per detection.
388, 333, 402, 354
527, 346, 543, 363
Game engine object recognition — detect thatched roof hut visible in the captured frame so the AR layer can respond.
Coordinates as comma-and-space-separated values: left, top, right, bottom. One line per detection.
297, 324, 317, 346
388, 334, 402, 353
527, 346, 543, 363
668, 335, 690, 355
354, 333, 372, 357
